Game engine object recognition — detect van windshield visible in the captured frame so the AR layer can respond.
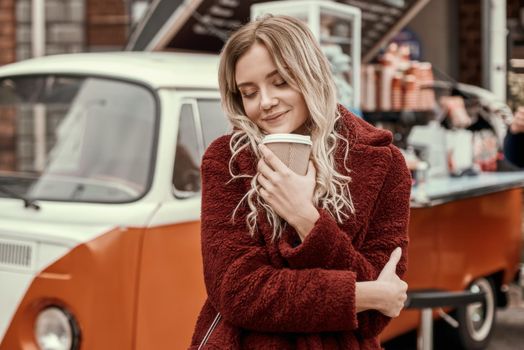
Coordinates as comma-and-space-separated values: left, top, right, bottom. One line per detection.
0, 75, 156, 203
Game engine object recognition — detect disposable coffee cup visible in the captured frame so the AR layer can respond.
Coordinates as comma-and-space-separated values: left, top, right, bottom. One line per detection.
261, 134, 312, 176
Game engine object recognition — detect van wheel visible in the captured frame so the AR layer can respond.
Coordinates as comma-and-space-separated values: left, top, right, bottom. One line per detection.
455, 277, 497, 349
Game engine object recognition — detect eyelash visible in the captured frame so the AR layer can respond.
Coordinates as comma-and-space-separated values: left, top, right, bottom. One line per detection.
241, 81, 287, 99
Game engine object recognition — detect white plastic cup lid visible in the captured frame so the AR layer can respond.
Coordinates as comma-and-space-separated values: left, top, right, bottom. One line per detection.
261, 133, 312, 146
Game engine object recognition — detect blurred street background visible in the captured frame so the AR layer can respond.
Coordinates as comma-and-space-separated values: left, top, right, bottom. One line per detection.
1, 1, 524, 349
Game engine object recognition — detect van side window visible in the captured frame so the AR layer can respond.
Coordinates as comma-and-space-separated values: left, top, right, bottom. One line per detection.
197, 99, 229, 149
173, 104, 201, 195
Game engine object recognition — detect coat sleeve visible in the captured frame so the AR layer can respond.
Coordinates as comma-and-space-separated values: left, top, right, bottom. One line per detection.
278, 145, 411, 338
504, 130, 524, 168
200, 154, 359, 333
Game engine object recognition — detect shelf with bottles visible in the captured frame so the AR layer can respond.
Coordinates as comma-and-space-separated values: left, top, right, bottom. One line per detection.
361, 43, 437, 114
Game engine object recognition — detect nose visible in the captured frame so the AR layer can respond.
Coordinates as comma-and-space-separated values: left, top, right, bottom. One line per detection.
260, 88, 278, 111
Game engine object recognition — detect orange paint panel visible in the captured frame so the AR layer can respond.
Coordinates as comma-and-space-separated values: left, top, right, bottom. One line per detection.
435, 190, 522, 288
403, 206, 440, 289
2, 191, 521, 348
0, 227, 143, 350
382, 189, 522, 341
135, 221, 206, 350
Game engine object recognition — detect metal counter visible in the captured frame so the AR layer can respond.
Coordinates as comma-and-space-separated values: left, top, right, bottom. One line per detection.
411, 172, 524, 208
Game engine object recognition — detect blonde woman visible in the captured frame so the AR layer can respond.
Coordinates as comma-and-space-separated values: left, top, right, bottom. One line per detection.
191, 15, 410, 350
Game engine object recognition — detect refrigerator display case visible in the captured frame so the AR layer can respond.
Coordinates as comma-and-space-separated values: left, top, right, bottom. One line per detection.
251, 0, 361, 109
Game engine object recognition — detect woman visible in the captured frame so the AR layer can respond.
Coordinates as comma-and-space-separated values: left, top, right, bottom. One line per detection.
191, 15, 411, 349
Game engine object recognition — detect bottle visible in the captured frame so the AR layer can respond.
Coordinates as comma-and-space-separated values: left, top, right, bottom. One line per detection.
379, 53, 394, 111
392, 73, 403, 111
360, 64, 367, 111
361, 64, 376, 111
398, 44, 411, 71
419, 62, 436, 110
414, 161, 429, 204
403, 75, 416, 110
406, 62, 421, 110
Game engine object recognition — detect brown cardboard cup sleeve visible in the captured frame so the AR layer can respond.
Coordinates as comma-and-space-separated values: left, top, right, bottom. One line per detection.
261, 134, 312, 176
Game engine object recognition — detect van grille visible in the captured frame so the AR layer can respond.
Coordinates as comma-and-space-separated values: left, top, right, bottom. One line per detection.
0, 238, 35, 271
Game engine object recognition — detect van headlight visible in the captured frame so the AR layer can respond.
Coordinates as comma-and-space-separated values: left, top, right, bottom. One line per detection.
35, 306, 80, 350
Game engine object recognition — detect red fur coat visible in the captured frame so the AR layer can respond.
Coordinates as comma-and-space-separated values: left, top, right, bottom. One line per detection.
190, 106, 411, 349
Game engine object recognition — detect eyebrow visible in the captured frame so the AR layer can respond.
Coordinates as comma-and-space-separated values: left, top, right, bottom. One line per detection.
236, 70, 280, 88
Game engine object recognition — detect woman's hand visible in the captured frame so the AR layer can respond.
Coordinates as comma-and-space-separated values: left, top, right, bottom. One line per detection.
375, 247, 408, 317
510, 106, 524, 134
257, 144, 319, 240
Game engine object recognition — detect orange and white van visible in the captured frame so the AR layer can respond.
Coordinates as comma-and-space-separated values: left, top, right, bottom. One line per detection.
0, 52, 523, 350
0, 52, 227, 350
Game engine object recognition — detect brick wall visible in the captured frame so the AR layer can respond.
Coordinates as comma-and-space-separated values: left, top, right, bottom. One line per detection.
14, 0, 130, 58
86, 0, 130, 50
16, 0, 86, 61
507, 0, 522, 19
0, 108, 16, 171
508, 0, 524, 59
0, 0, 16, 170
458, 0, 482, 86
0, 0, 15, 66
458, 0, 523, 85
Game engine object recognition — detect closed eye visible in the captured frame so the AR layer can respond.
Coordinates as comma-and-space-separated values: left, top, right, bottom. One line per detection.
272, 70, 288, 85
241, 91, 257, 98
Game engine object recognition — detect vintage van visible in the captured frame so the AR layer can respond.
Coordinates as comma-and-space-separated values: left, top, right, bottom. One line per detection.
0, 52, 523, 350
0, 52, 228, 350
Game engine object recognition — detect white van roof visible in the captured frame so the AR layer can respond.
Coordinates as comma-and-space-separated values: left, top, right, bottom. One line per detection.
0, 52, 220, 89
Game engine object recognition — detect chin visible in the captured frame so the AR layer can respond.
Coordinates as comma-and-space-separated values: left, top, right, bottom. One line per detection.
264, 126, 294, 134
263, 122, 302, 134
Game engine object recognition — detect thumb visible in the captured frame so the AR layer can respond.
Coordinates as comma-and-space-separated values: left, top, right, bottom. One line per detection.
306, 160, 316, 178
382, 247, 402, 274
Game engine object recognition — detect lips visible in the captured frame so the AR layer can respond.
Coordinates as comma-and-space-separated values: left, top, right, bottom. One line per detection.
263, 111, 287, 121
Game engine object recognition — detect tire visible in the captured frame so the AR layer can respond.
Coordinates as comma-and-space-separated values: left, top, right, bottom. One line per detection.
455, 277, 497, 349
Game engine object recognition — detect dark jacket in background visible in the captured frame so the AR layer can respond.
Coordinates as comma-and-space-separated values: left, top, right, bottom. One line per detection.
504, 130, 524, 168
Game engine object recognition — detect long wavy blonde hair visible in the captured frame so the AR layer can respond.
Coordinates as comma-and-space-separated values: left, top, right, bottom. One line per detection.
218, 14, 355, 240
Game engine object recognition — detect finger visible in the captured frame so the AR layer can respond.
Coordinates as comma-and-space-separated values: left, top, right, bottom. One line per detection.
401, 293, 408, 303
257, 158, 276, 180
515, 111, 524, 123
259, 187, 269, 200
511, 122, 524, 133
402, 280, 408, 291
257, 173, 272, 191
512, 120, 524, 133
259, 144, 289, 173
514, 119, 524, 128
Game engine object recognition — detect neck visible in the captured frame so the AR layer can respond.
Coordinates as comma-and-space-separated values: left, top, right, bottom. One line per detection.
292, 122, 311, 135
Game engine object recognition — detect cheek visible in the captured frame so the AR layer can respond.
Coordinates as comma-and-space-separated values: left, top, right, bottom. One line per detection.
243, 100, 259, 121
293, 94, 309, 116
285, 90, 306, 109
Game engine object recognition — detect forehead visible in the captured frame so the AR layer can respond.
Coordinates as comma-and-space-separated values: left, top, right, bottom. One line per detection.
235, 43, 279, 84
